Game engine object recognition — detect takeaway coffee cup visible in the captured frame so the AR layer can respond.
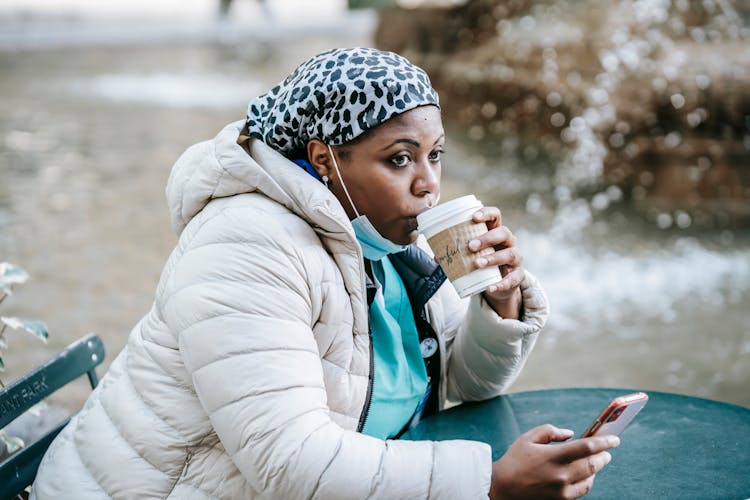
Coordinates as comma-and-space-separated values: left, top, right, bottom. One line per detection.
417, 195, 502, 298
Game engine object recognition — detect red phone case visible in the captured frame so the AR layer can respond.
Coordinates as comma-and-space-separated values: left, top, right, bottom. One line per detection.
581, 392, 648, 438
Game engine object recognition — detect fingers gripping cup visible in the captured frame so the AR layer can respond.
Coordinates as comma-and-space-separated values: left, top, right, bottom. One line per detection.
417, 195, 502, 298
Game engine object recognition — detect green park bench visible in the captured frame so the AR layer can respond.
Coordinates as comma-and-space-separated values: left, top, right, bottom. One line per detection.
0, 334, 105, 499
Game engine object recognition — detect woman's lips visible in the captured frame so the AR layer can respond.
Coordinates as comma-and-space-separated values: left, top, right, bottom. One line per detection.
404, 206, 433, 232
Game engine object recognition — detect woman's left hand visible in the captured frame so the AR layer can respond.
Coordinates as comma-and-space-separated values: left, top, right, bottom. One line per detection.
468, 206, 524, 319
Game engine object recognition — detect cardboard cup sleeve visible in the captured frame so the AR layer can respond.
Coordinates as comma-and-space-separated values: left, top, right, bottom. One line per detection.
427, 220, 494, 282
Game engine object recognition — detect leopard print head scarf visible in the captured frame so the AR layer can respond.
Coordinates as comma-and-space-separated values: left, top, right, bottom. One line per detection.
245, 47, 440, 158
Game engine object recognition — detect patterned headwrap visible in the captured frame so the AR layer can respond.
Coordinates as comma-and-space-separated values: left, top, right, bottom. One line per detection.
246, 47, 440, 158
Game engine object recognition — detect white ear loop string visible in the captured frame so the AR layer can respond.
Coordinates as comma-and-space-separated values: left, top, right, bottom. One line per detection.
327, 144, 361, 218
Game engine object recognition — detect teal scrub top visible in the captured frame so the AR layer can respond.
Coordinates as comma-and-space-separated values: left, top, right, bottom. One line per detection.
361, 257, 429, 440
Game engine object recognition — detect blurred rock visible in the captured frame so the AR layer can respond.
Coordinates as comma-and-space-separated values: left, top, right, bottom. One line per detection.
375, 0, 750, 225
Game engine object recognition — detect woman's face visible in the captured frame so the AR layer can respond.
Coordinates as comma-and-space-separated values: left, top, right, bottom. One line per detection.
324, 105, 444, 245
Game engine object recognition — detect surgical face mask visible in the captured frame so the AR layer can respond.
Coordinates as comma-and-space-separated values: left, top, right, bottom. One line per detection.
327, 144, 409, 261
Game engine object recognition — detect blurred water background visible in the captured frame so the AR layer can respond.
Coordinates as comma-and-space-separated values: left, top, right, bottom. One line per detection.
0, 0, 748, 412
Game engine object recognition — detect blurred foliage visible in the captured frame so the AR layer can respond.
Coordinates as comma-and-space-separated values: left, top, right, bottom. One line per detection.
0, 262, 50, 375
0, 261, 50, 462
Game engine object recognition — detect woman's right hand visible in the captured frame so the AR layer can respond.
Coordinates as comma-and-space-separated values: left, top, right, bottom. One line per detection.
489, 424, 620, 500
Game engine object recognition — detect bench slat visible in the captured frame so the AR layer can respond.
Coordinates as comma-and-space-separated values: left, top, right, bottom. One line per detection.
0, 333, 105, 498
0, 334, 104, 429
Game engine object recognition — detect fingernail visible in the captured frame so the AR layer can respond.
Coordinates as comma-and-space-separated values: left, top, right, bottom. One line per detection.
488, 285, 497, 293
608, 436, 621, 447
468, 239, 480, 251
473, 210, 483, 219
476, 257, 487, 267
604, 451, 612, 464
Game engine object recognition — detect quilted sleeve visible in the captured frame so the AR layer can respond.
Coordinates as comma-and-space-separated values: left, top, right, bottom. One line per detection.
444, 270, 549, 403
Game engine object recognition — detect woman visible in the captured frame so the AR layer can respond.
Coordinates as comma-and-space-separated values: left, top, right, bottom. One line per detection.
32, 47, 618, 499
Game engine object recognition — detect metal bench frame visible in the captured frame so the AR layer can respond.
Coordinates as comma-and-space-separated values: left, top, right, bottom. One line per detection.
0, 334, 105, 498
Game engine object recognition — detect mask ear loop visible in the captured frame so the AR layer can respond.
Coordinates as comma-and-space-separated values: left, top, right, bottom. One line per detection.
327, 144, 361, 218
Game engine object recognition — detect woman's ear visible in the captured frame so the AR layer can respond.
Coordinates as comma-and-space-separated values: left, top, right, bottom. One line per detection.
307, 139, 332, 179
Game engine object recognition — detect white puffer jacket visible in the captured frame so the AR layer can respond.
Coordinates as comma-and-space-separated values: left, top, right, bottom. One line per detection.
32, 121, 549, 499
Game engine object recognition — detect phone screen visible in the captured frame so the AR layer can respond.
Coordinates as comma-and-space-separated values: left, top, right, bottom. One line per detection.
581, 392, 648, 438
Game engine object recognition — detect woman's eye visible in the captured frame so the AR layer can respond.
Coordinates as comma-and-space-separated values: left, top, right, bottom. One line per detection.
429, 149, 444, 162
390, 154, 410, 168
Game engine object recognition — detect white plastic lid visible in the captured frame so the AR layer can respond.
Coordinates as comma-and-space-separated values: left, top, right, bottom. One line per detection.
416, 194, 482, 239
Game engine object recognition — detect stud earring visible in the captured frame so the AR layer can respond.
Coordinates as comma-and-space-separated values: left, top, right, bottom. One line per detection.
322, 175, 330, 189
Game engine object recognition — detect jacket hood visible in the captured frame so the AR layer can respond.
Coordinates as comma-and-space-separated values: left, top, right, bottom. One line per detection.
166, 120, 353, 241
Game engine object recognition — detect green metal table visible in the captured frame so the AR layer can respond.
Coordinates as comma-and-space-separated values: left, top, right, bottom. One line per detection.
403, 388, 750, 499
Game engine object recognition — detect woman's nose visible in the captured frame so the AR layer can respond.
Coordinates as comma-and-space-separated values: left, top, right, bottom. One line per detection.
413, 159, 440, 197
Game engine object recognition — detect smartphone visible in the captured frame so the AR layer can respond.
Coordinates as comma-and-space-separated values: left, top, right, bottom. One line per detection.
580, 392, 649, 438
